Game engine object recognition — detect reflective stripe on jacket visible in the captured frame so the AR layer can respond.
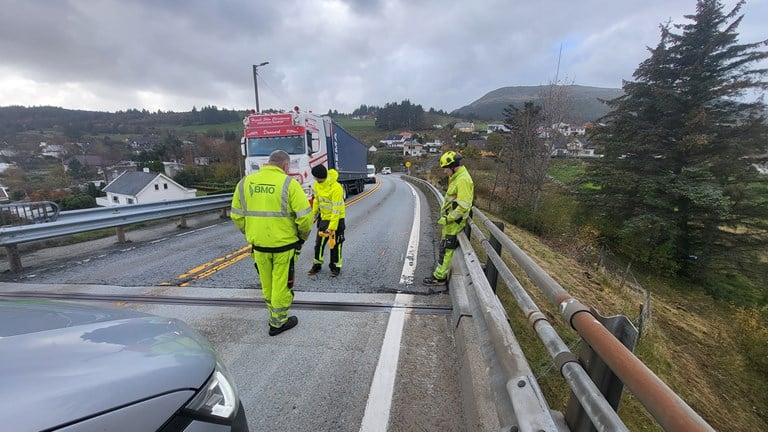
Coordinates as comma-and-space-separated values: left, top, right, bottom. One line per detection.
231, 165, 313, 248
312, 168, 345, 231
441, 165, 474, 229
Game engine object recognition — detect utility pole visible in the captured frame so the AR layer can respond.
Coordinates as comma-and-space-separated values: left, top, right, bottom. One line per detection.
252, 62, 269, 112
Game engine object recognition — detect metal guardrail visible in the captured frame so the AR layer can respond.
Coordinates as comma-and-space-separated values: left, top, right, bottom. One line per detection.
404, 175, 715, 432
0, 194, 233, 273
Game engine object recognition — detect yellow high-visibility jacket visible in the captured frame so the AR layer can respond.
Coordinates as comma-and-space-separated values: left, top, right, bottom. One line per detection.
231, 165, 313, 250
312, 168, 345, 231
441, 165, 474, 235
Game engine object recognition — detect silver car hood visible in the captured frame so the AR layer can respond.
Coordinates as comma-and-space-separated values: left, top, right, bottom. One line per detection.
0, 299, 216, 430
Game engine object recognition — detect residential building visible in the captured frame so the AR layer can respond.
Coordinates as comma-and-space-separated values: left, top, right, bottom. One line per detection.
65, 155, 109, 171
424, 139, 444, 153
455, 122, 475, 133
40, 142, 66, 159
552, 137, 601, 158
379, 134, 406, 147
96, 169, 197, 207
403, 141, 423, 156
162, 161, 185, 178
487, 124, 510, 133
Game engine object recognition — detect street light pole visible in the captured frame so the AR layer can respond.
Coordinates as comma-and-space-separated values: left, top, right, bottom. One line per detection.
252, 61, 269, 112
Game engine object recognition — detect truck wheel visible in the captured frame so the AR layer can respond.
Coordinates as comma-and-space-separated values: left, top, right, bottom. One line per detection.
342, 184, 349, 200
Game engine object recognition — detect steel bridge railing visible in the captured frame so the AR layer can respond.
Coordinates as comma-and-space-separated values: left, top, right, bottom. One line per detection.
405, 175, 714, 432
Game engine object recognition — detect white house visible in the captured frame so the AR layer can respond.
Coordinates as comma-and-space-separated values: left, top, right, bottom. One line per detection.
487, 124, 510, 133
96, 169, 197, 207
552, 122, 587, 136
40, 142, 66, 158
424, 139, 443, 153
403, 141, 424, 156
379, 134, 407, 147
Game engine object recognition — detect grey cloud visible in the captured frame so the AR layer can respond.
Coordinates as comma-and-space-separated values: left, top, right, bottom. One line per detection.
0, 0, 764, 113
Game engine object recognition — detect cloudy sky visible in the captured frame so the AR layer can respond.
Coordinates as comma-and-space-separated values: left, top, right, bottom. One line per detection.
1, 0, 765, 114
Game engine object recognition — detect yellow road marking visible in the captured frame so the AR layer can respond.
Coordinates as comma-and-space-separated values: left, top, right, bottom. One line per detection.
168, 178, 382, 285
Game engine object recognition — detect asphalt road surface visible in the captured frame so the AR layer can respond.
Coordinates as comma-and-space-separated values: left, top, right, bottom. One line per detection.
0, 174, 470, 431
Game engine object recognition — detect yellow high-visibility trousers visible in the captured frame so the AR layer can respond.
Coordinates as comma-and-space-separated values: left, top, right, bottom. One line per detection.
253, 249, 296, 328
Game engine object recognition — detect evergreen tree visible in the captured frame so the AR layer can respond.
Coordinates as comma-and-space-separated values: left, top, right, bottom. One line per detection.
583, 0, 768, 281
374, 100, 425, 130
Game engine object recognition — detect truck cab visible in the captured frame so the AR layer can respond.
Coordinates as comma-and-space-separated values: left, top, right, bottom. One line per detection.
240, 108, 368, 201
240, 112, 319, 200
365, 164, 376, 183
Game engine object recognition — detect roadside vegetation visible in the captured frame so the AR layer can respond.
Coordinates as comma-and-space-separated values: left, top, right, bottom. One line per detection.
420, 2, 767, 429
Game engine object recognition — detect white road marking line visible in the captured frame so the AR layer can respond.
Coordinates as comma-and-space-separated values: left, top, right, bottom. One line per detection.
359, 293, 409, 432
175, 224, 217, 237
399, 183, 420, 285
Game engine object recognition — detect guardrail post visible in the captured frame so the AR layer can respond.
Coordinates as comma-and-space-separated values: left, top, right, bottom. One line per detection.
5, 245, 22, 273
116, 226, 127, 243
484, 221, 504, 292
565, 312, 638, 431
178, 215, 188, 228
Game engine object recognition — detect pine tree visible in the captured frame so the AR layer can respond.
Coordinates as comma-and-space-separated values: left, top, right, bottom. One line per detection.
583, 0, 768, 283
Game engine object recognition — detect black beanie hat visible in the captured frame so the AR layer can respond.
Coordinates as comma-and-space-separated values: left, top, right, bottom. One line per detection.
311, 164, 327, 179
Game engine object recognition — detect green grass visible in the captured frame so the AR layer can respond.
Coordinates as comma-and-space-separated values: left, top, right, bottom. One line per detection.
334, 117, 377, 132
548, 159, 587, 183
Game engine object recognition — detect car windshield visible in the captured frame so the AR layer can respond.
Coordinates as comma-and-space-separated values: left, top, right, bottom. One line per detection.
247, 135, 305, 156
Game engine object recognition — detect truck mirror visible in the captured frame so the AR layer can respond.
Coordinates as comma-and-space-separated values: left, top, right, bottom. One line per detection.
240, 142, 246, 157
310, 133, 320, 154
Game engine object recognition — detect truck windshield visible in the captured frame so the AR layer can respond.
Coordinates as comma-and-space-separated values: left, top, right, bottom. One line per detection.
247, 135, 305, 156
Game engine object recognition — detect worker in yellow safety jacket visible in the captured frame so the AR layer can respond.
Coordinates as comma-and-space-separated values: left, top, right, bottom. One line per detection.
423, 151, 474, 287
231, 150, 313, 336
307, 164, 346, 277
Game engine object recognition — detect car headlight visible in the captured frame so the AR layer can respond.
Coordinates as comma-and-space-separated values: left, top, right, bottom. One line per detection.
183, 362, 240, 424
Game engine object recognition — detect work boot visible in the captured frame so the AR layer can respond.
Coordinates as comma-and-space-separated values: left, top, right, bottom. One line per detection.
308, 264, 321, 275
330, 267, 341, 277
269, 316, 298, 336
422, 276, 447, 286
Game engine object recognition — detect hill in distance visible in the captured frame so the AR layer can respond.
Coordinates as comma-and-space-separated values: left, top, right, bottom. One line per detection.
452, 84, 624, 124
